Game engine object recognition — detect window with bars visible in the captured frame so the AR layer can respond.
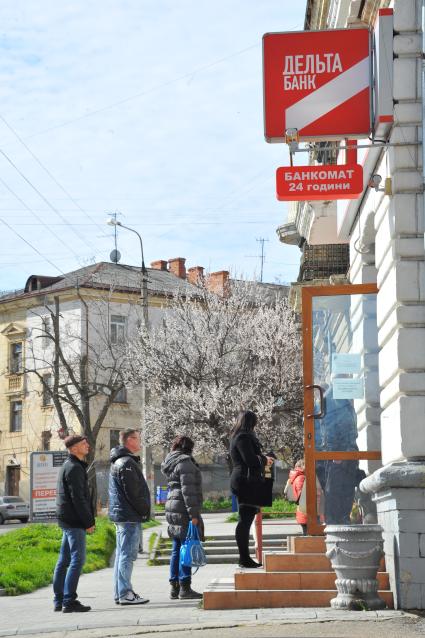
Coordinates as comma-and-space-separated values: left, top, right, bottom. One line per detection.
42, 374, 53, 406
110, 429, 120, 449
10, 400, 22, 432
110, 315, 126, 345
42, 316, 52, 348
10, 342, 23, 373
113, 386, 128, 403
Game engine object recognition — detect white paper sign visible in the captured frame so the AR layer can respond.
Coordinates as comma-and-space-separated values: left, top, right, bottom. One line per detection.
333, 377, 364, 399
332, 353, 361, 374
30, 451, 68, 522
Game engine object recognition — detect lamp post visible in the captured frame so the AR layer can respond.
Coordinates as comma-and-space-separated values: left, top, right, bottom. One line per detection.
106, 217, 154, 514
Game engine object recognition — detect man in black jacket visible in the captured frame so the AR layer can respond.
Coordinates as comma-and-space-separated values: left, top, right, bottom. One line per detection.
52, 435, 95, 613
109, 428, 150, 605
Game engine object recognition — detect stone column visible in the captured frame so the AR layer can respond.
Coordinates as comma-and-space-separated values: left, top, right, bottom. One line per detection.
360, 0, 425, 609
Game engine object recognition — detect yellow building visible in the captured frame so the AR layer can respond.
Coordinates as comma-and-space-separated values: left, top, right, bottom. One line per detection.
0, 258, 211, 499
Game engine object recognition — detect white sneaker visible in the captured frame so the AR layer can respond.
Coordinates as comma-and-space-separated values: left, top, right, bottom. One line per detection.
119, 592, 149, 605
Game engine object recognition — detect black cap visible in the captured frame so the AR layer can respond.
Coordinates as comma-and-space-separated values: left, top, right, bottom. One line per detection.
64, 434, 87, 449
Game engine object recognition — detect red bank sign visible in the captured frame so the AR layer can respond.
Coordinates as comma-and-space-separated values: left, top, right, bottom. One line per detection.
276, 164, 363, 201
263, 29, 371, 142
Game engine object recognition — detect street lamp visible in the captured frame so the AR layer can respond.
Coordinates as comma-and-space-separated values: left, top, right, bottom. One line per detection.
106, 216, 153, 514
106, 217, 148, 324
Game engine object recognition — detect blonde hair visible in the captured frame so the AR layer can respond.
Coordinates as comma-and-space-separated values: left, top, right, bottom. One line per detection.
295, 458, 305, 470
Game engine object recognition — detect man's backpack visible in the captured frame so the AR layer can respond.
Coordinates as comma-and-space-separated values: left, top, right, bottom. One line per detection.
283, 479, 299, 504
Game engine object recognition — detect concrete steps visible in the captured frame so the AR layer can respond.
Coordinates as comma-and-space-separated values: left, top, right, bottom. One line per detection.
203, 535, 394, 610
153, 532, 287, 565
203, 578, 394, 609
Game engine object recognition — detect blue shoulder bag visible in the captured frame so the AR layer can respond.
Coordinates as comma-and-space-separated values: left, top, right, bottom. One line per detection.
179, 521, 207, 573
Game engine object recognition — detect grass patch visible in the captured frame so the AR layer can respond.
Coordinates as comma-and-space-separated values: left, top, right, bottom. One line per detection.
226, 498, 297, 522
0, 516, 115, 596
143, 518, 161, 529
202, 497, 232, 512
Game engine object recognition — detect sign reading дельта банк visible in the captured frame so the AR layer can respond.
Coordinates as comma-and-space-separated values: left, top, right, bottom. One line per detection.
276, 164, 363, 201
263, 29, 371, 142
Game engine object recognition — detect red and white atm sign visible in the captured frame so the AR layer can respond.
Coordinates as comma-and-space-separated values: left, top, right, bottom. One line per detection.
276, 164, 363, 201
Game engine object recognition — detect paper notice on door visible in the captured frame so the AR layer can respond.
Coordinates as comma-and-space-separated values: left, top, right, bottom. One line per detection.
332, 353, 361, 375
333, 377, 364, 399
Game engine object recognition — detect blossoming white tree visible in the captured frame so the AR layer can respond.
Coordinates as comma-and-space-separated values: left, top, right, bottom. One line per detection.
126, 280, 304, 463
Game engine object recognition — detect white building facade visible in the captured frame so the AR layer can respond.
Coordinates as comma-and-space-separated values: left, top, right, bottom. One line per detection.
279, 0, 425, 608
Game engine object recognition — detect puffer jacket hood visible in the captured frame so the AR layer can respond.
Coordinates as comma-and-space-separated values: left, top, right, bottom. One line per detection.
289, 468, 304, 483
110, 445, 140, 464
161, 451, 190, 476
161, 449, 203, 540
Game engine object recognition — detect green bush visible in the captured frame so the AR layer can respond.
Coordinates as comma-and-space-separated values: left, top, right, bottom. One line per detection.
226, 497, 297, 522
202, 497, 232, 512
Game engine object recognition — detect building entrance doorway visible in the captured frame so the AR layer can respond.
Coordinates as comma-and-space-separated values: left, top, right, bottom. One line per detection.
301, 284, 381, 535
5, 464, 21, 496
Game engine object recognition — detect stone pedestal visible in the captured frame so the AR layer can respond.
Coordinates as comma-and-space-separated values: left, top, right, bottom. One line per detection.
360, 462, 425, 609
325, 524, 386, 610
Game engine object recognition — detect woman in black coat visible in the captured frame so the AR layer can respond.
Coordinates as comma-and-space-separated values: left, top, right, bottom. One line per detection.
229, 410, 273, 568
161, 435, 203, 600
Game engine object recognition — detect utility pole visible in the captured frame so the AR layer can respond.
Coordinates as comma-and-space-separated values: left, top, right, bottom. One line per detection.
256, 238, 269, 282
106, 217, 155, 516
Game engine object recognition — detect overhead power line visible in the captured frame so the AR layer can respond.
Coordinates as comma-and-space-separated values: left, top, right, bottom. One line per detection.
0, 175, 82, 260
0, 115, 105, 235
0, 217, 65, 274
0, 148, 95, 251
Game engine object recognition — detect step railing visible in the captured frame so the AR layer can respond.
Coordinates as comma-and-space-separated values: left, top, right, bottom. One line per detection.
254, 511, 298, 562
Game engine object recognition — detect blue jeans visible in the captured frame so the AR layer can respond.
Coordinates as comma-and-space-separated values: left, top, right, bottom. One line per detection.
53, 527, 86, 606
113, 522, 141, 600
169, 537, 191, 583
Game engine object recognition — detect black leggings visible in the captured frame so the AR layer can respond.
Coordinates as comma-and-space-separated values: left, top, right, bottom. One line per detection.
235, 504, 258, 562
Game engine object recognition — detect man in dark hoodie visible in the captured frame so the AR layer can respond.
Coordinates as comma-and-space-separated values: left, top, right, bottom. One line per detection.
53, 434, 95, 613
109, 428, 151, 605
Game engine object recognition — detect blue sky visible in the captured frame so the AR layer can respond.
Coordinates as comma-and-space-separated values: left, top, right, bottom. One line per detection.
0, 1, 305, 291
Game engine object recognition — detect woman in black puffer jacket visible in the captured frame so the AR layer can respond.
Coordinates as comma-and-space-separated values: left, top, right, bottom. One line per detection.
161, 435, 203, 601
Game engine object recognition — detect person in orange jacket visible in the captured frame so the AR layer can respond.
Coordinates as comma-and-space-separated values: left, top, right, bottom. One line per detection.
288, 459, 307, 535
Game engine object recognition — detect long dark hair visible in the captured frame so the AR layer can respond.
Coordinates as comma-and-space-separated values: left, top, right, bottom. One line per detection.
230, 410, 257, 438
171, 435, 194, 455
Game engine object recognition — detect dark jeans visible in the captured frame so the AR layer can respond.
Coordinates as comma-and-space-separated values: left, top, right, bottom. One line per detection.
169, 537, 191, 583
53, 527, 86, 606
235, 503, 257, 562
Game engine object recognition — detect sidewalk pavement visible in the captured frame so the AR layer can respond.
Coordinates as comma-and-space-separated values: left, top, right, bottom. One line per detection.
0, 513, 414, 637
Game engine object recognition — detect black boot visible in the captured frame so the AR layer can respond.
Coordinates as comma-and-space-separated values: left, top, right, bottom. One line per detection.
238, 556, 262, 568
178, 580, 202, 599
169, 580, 180, 600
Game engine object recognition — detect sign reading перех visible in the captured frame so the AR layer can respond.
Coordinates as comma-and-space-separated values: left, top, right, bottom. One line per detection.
263, 29, 371, 142
30, 450, 68, 522
276, 164, 363, 201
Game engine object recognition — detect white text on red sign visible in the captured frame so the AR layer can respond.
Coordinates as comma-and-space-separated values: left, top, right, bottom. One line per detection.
276, 164, 363, 201
283, 53, 343, 91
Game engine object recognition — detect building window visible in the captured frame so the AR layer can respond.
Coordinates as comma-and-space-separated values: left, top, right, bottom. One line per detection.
110, 429, 120, 449
10, 342, 23, 373
110, 315, 126, 345
10, 401, 22, 432
113, 387, 127, 403
42, 374, 53, 406
42, 316, 52, 348
41, 430, 52, 450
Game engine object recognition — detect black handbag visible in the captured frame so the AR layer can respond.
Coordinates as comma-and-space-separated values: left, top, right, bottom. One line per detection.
238, 472, 274, 507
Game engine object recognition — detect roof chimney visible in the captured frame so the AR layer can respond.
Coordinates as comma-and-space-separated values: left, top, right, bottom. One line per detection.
150, 260, 168, 271
187, 266, 204, 286
168, 257, 186, 279
206, 270, 230, 297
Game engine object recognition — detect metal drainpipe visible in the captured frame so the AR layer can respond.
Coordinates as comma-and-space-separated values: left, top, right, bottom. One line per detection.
422, 1, 425, 252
